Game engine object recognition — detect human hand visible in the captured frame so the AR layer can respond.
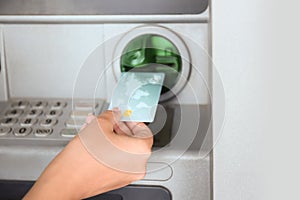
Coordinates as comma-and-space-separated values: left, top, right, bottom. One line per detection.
24, 109, 153, 200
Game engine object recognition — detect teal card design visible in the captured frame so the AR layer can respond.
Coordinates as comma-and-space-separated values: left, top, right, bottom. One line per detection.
109, 72, 165, 122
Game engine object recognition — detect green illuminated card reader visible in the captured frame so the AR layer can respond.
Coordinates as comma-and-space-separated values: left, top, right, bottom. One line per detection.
121, 34, 182, 94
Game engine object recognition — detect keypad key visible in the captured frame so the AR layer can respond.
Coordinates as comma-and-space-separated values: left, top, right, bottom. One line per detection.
20, 118, 37, 127
34, 128, 53, 137
0, 117, 18, 126
40, 118, 57, 127
0, 127, 11, 136
11, 101, 29, 109
74, 102, 99, 111
13, 127, 32, 136
45, 109, 63, 118
65, 118, 85, 129
49, 101, 67, 110
70, 110, 91, 119
5, 109, 23, 118
25, 109, 43, 118
31, 101, 48, 109
60, 129, 77, 138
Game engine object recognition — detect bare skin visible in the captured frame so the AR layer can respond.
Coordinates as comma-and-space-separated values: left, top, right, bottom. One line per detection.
23, 110, 153, 199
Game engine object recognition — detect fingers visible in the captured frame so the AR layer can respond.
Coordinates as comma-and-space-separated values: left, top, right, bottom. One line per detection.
111, 108, 153, 138
96, 110, 118, 133
96, 108, 152, 140
97, 108, 125, 134
113, 121, 133, 136
111, 108, 133, 136
125, 122, 153, 139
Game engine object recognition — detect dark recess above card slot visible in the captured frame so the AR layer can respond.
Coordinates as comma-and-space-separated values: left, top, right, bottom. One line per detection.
0, 0, 208, 15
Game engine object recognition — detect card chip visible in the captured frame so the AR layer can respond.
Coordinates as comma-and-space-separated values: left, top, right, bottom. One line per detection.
123, 110, 132, 117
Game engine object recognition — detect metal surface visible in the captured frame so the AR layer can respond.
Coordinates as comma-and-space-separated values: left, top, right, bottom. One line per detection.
0, 0, 208, 15
0, 3, 212, 199
0, 0, 208, 23
0, 28, 8, 101
0, 14, 208, 24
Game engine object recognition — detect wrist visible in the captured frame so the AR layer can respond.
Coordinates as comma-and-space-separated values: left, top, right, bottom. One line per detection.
24, 136, 88, 199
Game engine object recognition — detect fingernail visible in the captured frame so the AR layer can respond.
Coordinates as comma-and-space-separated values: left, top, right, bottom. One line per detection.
137, 122, 146, 127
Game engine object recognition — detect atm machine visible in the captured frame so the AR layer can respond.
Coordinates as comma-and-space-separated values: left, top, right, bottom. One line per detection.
0, 0, 212, 199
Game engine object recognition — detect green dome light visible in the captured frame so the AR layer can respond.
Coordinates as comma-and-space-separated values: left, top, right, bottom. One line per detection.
121, 34, 182, 94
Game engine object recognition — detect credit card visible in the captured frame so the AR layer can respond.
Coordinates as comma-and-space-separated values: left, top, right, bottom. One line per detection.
108, 72, 165, 122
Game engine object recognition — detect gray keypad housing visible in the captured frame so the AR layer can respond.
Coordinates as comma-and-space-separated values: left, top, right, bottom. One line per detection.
0, 98, 105, 143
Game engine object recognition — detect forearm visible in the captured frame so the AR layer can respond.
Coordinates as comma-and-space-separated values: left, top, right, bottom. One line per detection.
23, 136, 90, 199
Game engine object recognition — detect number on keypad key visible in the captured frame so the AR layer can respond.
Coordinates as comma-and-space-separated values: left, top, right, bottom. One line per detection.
0, 127, 11, 136
50, 101, 66, 110
45, 110, 62, 118
40, 118, 57, 127
20, 118, 37, 127
13, 127, 32, 136
35, 128, 53, 137
31, 101, 47, 109
5, 109, 23, 118
26, 109, 43, 118
0, 118, 18, 126
11, 101, 29, 109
